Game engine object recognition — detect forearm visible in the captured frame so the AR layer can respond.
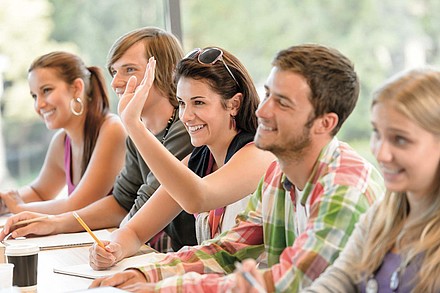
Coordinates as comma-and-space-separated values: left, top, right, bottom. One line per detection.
13, 197, 72, 214
56, 196, 127, 233
109, 227, 144, 261
18, 186, 45, 203
127, 124, 203, 209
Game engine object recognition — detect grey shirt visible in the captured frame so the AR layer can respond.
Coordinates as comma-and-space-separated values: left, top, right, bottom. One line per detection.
112, 118, 197, 250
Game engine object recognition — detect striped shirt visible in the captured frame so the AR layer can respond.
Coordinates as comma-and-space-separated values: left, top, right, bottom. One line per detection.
136, 137, 384, 292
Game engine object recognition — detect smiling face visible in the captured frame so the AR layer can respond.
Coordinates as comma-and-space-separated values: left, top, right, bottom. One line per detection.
255, 67, 315, 159
109, 41, 148, 98
177, 77, 237, 148
28, 68, 77, 129
370, 100, 440, 199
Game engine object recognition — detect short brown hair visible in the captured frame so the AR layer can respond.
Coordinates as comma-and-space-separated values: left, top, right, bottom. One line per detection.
273, 44, 359, 135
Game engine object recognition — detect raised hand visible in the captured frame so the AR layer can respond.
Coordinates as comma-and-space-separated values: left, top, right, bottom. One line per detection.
118, 57, 157, 132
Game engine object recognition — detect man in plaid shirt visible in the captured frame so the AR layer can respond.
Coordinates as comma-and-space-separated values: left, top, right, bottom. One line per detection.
91, 44, 384, 292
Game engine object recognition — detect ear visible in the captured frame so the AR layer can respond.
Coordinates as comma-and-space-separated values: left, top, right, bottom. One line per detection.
71, 78, 85, 98
228, 92, 242, 116
313, 112, 339, 135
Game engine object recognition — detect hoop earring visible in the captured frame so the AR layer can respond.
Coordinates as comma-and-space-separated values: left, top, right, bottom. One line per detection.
70, 97, 84, 116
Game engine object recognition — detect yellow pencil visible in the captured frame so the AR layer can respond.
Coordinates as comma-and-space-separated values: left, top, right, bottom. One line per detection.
72, 212, 105, 248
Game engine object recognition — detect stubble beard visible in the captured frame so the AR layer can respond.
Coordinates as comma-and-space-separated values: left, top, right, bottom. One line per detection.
256, 126, 312, 163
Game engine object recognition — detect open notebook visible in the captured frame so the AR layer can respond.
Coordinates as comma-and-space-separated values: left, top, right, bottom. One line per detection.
3, 229, 111, 250
53, 252, 167, 279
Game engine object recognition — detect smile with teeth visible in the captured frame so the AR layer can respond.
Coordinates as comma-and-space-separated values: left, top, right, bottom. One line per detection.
41, 109, 55, 118
115, 89, 124, 97
380, 165, 402, 175
259, 123, 276, 131
187, 124, 205, 132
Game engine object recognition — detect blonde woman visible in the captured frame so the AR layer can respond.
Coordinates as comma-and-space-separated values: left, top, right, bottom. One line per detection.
298, 68, 440, 292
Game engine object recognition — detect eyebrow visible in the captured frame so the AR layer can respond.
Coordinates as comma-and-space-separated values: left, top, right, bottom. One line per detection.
176, 96, 206, 101
110, 63, 139, 71
264, 84, 294, 105
371, 121, 412, 135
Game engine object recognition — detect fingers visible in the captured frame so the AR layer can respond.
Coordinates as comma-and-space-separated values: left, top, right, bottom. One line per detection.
122, 282, 156, 293
124, 76, 138, 95
89, 270, 143, 288
140, 57, 156, 88
1, 211, 44, 236
89, 241, 118, 270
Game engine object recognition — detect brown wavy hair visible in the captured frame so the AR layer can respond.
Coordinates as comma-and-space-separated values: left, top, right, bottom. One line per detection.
106, 27, 183, 108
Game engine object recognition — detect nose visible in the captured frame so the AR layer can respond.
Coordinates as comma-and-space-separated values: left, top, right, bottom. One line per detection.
110, 72, 126, 94
34, 95, 46, 110
179, 104, 194, 124
256, 96, 273, 120
371, 138, 392, 163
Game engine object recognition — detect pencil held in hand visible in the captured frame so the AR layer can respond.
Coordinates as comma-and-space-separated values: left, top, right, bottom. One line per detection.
234, 261, 266, 293
72, 212, 105, 248
0, 215, 52, 229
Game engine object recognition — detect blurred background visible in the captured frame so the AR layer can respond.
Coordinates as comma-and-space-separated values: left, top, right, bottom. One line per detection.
0, 0, 439, 189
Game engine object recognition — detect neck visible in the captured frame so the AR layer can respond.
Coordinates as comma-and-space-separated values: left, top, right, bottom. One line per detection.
208, 128, 238, 171
64, 115, 86, 144
405, 192, 434, 224
279, 138, 330, 190
141, 99, 175, 135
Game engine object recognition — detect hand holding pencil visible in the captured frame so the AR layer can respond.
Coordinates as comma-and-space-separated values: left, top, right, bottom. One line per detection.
234, 259, 267, 293
0, 211, 55, 241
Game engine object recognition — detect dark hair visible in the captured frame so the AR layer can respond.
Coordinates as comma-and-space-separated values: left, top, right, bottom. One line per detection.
273, 44, 359, 135
174, 47, 259, 133
28, 51, 110, 176
107, 27, 183, 108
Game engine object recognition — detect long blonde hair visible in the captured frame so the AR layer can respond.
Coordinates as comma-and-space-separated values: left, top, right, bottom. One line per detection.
357, 68, 440, 292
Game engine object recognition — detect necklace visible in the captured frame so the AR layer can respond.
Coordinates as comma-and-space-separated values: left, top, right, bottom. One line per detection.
366, 256, 411, 293
161, 107, 178, 143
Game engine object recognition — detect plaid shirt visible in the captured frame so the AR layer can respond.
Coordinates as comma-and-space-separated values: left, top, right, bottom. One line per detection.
137, 137, 384, 292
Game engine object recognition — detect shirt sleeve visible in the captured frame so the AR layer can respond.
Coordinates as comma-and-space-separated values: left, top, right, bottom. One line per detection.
136, 178, 266, 291
112, 121, 193, 216
112, 137, 145, 212
265, 183, 374, 292
303, 204, 377, 293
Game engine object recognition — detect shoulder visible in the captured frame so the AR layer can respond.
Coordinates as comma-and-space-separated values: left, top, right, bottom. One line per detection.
98, 114, 126, 138
50, 129, 68, 148
320, 139, 383, 195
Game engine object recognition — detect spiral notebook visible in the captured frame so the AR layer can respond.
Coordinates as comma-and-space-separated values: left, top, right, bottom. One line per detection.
53, 252, 167, 279
3, 229, 112, 250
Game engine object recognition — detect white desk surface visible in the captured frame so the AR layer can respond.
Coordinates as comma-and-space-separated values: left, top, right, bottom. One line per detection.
38, 246, 93, 292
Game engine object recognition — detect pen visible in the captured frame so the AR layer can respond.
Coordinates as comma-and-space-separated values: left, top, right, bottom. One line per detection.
234, 261, 266, 293
0, 215, 52, 229
72, 212, 105, 248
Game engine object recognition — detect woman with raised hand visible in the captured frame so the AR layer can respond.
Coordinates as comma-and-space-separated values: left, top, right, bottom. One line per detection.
89, 47, 275, 270
0, 51, 126, 215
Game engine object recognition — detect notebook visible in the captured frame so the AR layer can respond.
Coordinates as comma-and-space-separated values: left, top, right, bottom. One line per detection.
53, 252, 167, 279
3, 229, 112, 250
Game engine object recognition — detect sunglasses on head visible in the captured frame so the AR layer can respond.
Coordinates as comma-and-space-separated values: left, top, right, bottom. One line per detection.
184, 48, 240, 88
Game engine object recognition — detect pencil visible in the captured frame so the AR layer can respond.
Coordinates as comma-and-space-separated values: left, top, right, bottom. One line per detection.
234, 261, 266, 293
72, 212, 105, 248
0, 215, 52, 229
